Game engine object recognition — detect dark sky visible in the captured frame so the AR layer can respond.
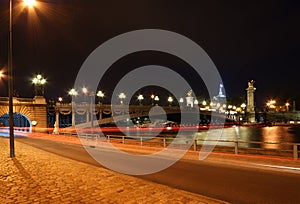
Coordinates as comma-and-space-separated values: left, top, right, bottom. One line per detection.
0, 0, 299, 107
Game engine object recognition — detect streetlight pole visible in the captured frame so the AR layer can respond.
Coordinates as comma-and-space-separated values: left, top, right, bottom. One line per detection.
8, 0, 37, 157
8, 0, 15, 158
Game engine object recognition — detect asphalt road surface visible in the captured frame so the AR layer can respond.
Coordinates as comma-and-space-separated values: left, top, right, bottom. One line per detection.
17, 137, 300, 204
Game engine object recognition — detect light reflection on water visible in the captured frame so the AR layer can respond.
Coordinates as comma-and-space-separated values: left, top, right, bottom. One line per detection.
195, 126, 300, 150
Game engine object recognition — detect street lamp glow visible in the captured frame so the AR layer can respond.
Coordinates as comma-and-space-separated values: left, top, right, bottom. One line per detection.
266, 99, 276, 109
119, 92, 126, 99
179, 98, 184, 103
68, 88, 78, 96
137, 94, 144, 105
285, 102, 290, 111
202, 100, 207, 106
97, 90, 105, 98
194, 99, 199, 105
137, 94, 144, 101
82, 87, 88, 94
241, 103, 246, 109
24, 0, 36, 7
97, 90, 105, 104
119, 92, 126, 104
32, 74, 46, 85
167, 96, 173, 103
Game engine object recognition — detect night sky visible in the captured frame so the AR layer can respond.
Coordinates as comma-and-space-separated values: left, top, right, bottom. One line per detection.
0, 0, 299, 108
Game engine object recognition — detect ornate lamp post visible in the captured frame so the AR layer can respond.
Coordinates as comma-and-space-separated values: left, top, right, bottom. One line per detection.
68, 88, 78, 97
32, 74, 46, 96
285, 102, 290, 112
119, 93, 126, 104
179, 97, 184, 107
137, 94, 144, 105
68, 88, 78, 127
97, 90, 105, 104
167, 96, 173, 106
154, 95, 159, 105
150, 94, 155, 105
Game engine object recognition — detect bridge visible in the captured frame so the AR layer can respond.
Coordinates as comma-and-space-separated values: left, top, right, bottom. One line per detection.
50, 103, 218, 130
1, 96, 299, 133
0, 96, 47, 132
0, 95, 219, 133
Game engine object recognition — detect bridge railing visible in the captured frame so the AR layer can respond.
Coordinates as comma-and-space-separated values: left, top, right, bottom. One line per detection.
74, 133, 300, 160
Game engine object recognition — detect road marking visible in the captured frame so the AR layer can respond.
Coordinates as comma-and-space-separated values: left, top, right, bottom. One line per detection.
256, 164, 300, 172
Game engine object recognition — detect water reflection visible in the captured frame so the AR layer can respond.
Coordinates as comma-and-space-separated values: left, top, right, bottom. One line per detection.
195, 126, 300, 150
261, 126, 294, 150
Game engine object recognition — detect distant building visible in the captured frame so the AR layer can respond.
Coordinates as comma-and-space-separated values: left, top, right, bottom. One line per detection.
213, 84, 226, 104
246, 80, 256, 123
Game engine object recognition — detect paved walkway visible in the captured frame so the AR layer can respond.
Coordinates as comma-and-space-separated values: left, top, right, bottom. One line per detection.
0, 137, 226, 204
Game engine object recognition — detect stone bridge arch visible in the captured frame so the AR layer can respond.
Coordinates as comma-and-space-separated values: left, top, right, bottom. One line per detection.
0, 97, 47, 132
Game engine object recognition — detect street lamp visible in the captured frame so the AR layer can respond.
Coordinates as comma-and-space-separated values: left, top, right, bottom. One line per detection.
285, 102, 290, 112
68, 88, 78, 127
82, 87, 88, 102
68, 88, 78, 97
150, 94, 155, 105
241, 103, 246, 113
97, 90, 105, 104
167, 96, 173, 106
32, 74, 46, 96
137, 94, 144, 105
266, 99, 276, 111
179, 97, 184, 107
8, 0, 37, 157
154, 95, 159, 105
119, 92, 126, 104
82, 87, 88, 95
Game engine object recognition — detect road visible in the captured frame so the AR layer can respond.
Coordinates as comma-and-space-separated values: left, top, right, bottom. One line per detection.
17, 137, 300, 204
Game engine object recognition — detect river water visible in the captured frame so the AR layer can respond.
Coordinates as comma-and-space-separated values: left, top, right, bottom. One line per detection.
195, 125, 300, 150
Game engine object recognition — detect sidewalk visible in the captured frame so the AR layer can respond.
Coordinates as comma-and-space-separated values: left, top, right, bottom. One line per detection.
0, 137, 226, 204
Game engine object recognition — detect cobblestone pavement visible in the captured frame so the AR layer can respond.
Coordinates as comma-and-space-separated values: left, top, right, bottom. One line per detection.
0, 137, 226, 204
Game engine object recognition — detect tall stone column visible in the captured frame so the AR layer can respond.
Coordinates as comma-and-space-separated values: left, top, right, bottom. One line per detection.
246, 80, 256, 123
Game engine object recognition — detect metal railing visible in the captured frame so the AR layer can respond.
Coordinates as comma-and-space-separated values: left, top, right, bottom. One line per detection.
72, 133, 300, 159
